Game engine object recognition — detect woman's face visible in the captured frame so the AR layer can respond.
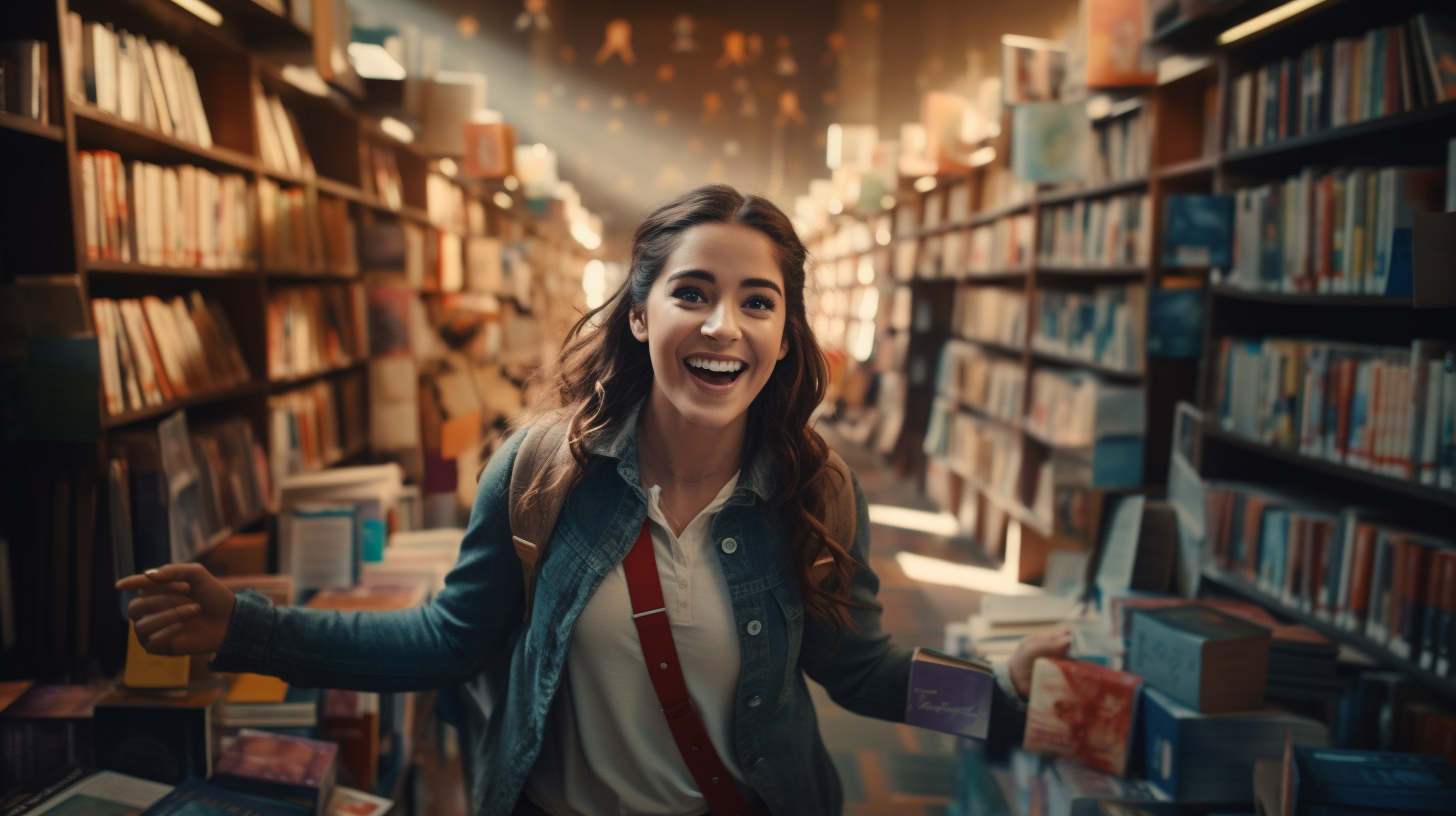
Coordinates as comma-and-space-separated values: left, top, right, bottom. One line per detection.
630, 222, 789, 431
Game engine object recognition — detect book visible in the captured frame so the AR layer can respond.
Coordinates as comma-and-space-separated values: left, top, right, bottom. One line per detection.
265, 284, 367, 381
902, 647, 995, 740
1000, 35, 1066, 104
324, 788, 390, 816
1037, 194, 1152, 269
1127, 605, 1272, 714
1031, 284, 1147, 374
140, 777, 303, 816
279, 504, 361, 600
70, 15, 210, 145
1162, 195, 1234, 269
0, 685, 111, 791
1085, 0, 1155, 88
212, 730, 337, 815
1023, 658, 1142, 776
122, 624, 190, 689
1, 40, 48, 123
1011, 103, 1086, 184
318, 692, 380, 793
1293, 746, 1456, 812
14, 770, 172, 816
92, 688, 219, 785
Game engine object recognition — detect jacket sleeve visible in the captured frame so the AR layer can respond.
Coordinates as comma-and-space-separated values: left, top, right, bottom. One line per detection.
207, 430, 528, 692
798, 467, 1029, 745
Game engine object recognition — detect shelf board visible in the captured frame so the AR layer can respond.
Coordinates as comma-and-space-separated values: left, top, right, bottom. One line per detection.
267, 360, 368, 391
908, 201, 1033, 238
1156, 156, 1217, 180
315, 176, 382, 208
264, 269, 361, 282
1203, 426, 1456, 509
1222, 101, 1456, 167
210, 0, 312, 47
1202, 565, 1456, 699
0, 111, 64, 142
73, 106, 259, 174
88, 260, 258, 278
960, 269, 1030, 283
261, 166, 311, 186
1030, 349, 1144, 381
1036, 177, 1148, 207
957, 401, 1023, 437
958, 335, 1025, 358
1035, 264, 1148, 278
103, 380, 264, 429
1150, 0, 1352, 51
1209, 286, 1417, 307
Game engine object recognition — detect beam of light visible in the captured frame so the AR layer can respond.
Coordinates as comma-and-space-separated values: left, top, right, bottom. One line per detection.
171, 0, 221, 26
1217, 0, 1330, 45
868, 504, 959, 537
894, 552, 1043, 595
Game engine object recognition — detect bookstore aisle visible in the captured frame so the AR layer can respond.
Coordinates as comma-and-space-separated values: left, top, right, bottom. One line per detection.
7, 0, 1456, 815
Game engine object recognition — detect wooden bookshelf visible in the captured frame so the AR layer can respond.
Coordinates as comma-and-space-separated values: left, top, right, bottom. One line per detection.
0, 0, 598, 687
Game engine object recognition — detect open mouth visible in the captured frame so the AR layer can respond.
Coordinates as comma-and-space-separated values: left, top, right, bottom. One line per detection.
685, 357, 748, 388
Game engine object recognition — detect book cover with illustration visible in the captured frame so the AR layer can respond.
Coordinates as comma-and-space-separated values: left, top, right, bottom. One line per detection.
1022, 657, 1142, 776
903, 648, 995, 740
211, 730, 336, 815
140, 777, 304, 816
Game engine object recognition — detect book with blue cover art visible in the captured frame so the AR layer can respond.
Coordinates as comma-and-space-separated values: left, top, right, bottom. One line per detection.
904, 648, 995, 740
1162, 195, 1234, 269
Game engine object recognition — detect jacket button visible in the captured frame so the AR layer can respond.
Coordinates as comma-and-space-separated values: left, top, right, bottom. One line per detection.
746, 620, 762, 635
748, 695, 761, 707
721, 537, 738, 553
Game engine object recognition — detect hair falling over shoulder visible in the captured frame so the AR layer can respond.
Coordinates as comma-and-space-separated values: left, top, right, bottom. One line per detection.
505, 183, 863, 632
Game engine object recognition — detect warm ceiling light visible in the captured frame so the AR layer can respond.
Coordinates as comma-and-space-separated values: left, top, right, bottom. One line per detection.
969, 146, 997, 167
171, 0, 222, 26
913, 175, 937, 193
493, 191, 513, 209
380, 116, 414, 143
1217, 0, 1329, 45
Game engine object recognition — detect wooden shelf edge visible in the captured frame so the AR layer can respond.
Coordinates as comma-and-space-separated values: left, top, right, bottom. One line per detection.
267, 360, 369, 391
1202, 426, 1456, 508
1030, 349, 1144, 381
908, 202, 1034, 238
1036, 177, 1148, 207
0, 111, 64, 142
73, 106, 260, 173
88, 260, 258, 278
1201, 566, 1456, 699
1156, 156, 1217, 180
1223, 100, 1456, 166
1208, 286, 1418, 306
957, 335, 1026, 358
102, 381, 263, 429
1035, 264, 1148, 277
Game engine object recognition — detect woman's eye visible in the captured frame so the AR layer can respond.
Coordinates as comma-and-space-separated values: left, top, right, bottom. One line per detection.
744, 295, 776, 311
672, 287, 706, 303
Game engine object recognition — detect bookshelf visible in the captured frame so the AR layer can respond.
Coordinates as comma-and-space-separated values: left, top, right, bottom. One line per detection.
0, 0, 597, 686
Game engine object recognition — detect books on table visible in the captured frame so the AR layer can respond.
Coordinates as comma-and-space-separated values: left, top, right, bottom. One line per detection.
903, 648, 996, 740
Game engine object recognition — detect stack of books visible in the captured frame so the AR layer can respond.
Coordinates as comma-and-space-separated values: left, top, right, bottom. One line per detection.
1213, 337, 1456, 486
92, 292, 250, 415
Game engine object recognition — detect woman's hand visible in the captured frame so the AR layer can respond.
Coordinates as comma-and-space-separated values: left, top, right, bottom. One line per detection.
1008, 626, 1074, 698
116, 563, 237, 656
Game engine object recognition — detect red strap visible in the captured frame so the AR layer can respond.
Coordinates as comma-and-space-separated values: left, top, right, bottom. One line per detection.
622, 520, 768, 816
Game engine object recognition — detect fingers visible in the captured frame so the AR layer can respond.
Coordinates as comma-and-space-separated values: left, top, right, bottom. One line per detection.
142, 622, 185, 654
128, 593, 199, 620
116, 563, 203, 594
134, 602, 201, 644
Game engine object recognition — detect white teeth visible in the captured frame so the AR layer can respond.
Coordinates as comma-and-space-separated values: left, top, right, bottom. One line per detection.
687, 357, 744, 373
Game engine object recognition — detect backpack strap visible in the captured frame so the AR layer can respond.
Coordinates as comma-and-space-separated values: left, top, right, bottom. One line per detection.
508, 416, 573, 620
810, 450, 858, 586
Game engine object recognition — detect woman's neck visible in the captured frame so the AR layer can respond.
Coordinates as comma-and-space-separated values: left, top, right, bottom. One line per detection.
637, 388, 747, 489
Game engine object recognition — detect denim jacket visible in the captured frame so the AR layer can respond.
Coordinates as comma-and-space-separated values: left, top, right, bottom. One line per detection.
211, 407, 1012, 815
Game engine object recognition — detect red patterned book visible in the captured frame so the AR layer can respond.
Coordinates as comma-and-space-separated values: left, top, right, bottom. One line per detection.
1023, 658, 1143, 776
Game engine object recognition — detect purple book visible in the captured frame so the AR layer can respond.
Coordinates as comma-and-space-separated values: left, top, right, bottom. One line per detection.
903, 647, 996, 740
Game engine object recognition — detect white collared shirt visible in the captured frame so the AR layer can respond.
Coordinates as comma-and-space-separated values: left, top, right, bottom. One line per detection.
526, 473, 744, 816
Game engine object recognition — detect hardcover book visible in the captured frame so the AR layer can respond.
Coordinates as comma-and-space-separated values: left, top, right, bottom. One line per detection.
93, 688, 219, 786
1162, 195, 1234, 268
1127, 605, 1271, 714
1022, 657, 1142, 776
1294, 746, 1456, 812
212, 729, 337, 815
903, 648, 995, 740
140, 777, 305, 816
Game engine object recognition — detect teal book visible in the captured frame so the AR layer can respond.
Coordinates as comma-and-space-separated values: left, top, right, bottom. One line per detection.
1294, 747, 1456, 812
141, 778, 306, 816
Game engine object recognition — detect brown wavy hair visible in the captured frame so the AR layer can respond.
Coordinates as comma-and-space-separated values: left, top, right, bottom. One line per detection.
512, 183, 860, 629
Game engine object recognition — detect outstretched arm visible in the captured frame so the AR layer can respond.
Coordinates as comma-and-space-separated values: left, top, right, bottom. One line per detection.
116, 430, 529, 693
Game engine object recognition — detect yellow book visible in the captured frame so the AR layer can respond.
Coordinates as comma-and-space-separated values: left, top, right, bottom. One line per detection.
123, 623, 190, 688
228, 672, 290, 703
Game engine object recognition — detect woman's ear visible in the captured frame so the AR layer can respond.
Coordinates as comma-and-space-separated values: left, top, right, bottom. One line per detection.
778, 335, 789, 360
629, 304, 649, 343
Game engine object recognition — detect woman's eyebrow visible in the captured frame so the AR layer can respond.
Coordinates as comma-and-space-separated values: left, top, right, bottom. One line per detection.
665, 269, 783, 296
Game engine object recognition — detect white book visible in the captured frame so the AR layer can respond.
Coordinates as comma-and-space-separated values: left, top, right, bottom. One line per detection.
139, 40, 172, 137
80, 152, 99, 259
180, 61, 212, 148
152, 42, 187, 141
117, 31, 139, 122
268, 95, 303, 174
135, 36, 158, 130
64, 12, 83, 103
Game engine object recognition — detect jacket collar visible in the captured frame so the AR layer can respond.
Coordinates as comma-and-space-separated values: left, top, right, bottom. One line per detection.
584, 397, 778, 502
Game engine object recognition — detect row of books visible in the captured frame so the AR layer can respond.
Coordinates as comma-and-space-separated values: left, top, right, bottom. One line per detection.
1, 40, 48, 123
1025, 368, 1144, 448
363, 140, 404, 212
1204, 481, 1456, 678
1086, 106, 1150, 188
425, 174, 478, 236
268, 373, 366, 487
109, 412, 268, 572
81, 152, 253, 269
265, 284, 368, 381
1225, 13, 1456, 153
952, 285, 1026, 350
966, 215, 1035, 275
1036, 192, 1152, 269
937, 339, 1024, 425
254, 92, 311, 177
66, 13, 213, 148
259, 178, 323, 273
92, 293, 250, 415
317, 197, 360, 276
1227, 165, 1445, 295
1214, 337, 1456, 487
924, 399, 1022, 500
1030, 285, 1147, 374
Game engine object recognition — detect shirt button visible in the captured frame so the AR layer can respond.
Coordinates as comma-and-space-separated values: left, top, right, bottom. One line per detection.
746, 620, 762, 636
721, 537, 738, 554
748, 695, 761, 707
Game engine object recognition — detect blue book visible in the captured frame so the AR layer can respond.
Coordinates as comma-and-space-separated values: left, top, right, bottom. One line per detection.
1162, 195, 1234, 269
141, 777, 308, 816
904, 648, 995, 740
1127, 605, 1271, 714
1294, 747, 1456, 812
1147, 288, 1204, 359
